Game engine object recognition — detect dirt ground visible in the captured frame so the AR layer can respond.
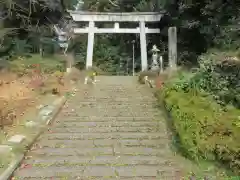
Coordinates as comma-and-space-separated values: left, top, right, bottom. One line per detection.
0, 65, 91, 139
0, 72, 37, 127
0, 70, 76, 135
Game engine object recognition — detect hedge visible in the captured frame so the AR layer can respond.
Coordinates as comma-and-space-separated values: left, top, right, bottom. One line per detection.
156, 86, 240, 174
192, 51, 240, 108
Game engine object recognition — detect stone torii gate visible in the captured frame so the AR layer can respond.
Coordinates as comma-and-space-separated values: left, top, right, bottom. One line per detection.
68, 11, 177, 71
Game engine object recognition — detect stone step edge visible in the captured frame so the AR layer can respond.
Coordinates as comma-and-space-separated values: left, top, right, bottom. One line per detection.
0, 95, 67, 180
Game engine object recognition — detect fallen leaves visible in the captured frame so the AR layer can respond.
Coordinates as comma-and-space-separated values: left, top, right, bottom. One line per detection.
20, 163, 32, 169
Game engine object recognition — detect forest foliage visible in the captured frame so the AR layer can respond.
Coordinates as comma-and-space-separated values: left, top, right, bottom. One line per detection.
0, 0, 239, 73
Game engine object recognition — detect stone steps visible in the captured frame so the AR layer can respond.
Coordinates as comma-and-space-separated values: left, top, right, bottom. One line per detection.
54, 121, 161, 128
13, 177, 156, 180
54, 122, 161, 128
56, 116, 160, 122
39, 132, 166, 141
27, 147, 169, 158
12, 76, 183, 179
34, 139, 169, 148
24, 155, 175, 164
50, 126, 161, 133
14, 165, 178, 178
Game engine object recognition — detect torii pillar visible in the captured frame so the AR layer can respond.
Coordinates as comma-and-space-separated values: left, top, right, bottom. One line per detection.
139, 21, 148, 71
86, 21, 95, 69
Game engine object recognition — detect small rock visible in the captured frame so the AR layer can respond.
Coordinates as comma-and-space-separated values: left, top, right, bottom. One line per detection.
41, 115, 49, 121
8, 134, 26, 144
39, 108, 53, 116
36, 104, 46, 110
25, 121, 38, 128
47, 105, 55, 111
24, 156, 32, 160
0, 145, 12, 153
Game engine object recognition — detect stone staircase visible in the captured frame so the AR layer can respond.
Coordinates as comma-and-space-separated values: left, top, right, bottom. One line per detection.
12, 76, 184, 179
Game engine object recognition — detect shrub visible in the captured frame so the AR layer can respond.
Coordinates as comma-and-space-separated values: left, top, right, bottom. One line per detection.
157, 81, 240, 174
9, 54, 65, 75
191, 50, 240, 107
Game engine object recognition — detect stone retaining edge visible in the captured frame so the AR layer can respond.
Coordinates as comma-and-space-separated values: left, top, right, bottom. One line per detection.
0, 155, 24, 180
0, 96, 67, 180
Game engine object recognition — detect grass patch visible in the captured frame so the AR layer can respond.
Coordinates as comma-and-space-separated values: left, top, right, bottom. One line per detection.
9, 54, 65, 75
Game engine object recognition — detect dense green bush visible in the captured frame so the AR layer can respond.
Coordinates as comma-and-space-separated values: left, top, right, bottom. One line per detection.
189, 50, 240, 107
157, 73, 240, 174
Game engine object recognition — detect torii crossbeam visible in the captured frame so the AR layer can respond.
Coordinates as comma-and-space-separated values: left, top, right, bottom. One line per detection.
68, 11, 164, 71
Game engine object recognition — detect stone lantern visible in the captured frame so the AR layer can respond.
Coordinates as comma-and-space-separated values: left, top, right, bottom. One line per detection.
150, 45, 160, 70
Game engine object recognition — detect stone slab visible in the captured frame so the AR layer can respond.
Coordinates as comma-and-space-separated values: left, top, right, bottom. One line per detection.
8, 135, 26, 144
0, 145, 12, 154
40, 115, 49, 121
25, 121, 39, 128
39, 108, 53, 117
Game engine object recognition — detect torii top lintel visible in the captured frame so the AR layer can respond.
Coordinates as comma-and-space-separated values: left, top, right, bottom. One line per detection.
68, 10, 163, 22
